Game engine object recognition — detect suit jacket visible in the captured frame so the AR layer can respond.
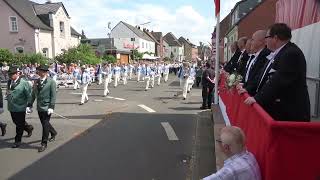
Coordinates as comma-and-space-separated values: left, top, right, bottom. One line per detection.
254, 42, 310, 122
236, 51, 250, 77
224, 49, 241, 73
7, 77, 32, 112
29, 77, 57, 112
243, 48, 271, 96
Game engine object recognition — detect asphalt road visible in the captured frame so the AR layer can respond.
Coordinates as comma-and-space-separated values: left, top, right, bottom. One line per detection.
0, 74, 215, 180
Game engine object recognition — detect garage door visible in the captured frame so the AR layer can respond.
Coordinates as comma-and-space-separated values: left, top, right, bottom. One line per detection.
119, 54, 129, 64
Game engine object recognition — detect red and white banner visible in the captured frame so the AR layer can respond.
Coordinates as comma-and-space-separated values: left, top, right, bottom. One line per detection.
214, 0, 220, 16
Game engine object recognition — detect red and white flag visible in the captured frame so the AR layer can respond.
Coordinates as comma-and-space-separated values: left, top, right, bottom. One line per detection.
214, 0, 220, 17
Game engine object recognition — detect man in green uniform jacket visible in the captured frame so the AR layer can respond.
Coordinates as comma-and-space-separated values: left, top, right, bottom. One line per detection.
28, 65, 57, 152
7, 67, 33, 148
0, 88, 7, 136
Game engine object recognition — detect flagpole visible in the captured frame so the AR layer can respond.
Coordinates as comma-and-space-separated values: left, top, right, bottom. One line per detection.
214, 13, 220, 104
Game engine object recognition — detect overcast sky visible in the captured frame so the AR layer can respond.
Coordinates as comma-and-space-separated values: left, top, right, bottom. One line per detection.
33, 0, 241, 45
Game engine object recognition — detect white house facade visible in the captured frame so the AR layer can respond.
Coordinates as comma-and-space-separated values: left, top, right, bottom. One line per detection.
0, 0, 81, 58
111, 21, 155, 55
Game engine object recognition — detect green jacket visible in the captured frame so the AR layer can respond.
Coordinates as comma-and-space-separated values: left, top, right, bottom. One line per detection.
7, 77, 32, 112
29, 77, 57, 112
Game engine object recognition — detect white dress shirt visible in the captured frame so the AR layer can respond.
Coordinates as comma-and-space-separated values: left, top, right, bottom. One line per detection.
203, 151, 261, 180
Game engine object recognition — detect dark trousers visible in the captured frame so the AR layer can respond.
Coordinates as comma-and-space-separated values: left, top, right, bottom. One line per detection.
10, 112, 26, 143
38, 111, 57, 145
196, 77, 201, 87
202, 86, 214, 108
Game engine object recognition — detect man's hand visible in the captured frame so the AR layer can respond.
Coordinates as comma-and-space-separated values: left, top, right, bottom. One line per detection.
26, 107, 32, 114
48, 108, 54, 115
0, 108, 4, 114
244, 97, 256, 105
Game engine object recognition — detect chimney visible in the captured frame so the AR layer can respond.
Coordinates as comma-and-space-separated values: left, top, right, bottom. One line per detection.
138, 26, 140, 29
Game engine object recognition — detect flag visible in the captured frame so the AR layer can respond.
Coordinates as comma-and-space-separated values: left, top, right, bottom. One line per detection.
214, 0, 220, 17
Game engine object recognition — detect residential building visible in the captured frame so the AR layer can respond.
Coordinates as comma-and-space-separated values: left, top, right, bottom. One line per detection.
0, 0, 81, 58
178, 37, 196, 61
225, 0, 277, 60
81, 38, 131, 64
163, 32, 184, 62
151, 31, 165, 60
143, 29, 161, 58
111, 21, 156, 56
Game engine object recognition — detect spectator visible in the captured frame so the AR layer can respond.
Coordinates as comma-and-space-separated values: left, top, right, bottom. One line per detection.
203, 126, 261, 180
195, 66, 203, 87
244, 23, 310, 122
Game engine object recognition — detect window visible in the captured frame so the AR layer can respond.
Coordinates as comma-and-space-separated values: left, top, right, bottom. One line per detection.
9, 16, 18, 32
15, 46, 24, 53
174, 48, 177, 53
146, 43, 148, 48
59, 21, 65, 36
142, 42, 144, 48
42, 48, 49, 57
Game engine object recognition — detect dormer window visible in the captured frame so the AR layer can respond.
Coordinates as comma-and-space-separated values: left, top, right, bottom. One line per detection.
60, 21, 65, 37
9, 16, 18, 32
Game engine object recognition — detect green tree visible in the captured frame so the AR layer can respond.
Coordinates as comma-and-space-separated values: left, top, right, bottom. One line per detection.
55, 44, 101, 65
132, 49, 143, 60
0, 48, 13, 64
102, 55, 117, 64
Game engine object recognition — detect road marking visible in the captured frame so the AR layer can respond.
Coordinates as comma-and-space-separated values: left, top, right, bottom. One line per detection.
94, 99, 104, 102
138, 104, 156, 113
114, 97, 126, 101
161, 122, 179, 141
70, 92, 83, 95
106, 96, 114, 99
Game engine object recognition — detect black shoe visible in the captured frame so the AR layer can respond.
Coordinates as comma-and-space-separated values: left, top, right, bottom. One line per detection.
38, 144, 47, 152
12, 142, 21, 148
183, 98, 186, 100
1, 123, 7, 136
49, 134, 56, 142
26, 126, 34, 138
187, 91, 190, 93
200, 106, 207, 110
79, 103, 84, 105
207, 106, 212, 109
85, 99, 89, 103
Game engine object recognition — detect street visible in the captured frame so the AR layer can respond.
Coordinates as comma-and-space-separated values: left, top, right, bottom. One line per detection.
0, 75, 215, 180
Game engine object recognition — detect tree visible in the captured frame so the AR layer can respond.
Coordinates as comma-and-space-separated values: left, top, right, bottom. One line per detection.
132, 49, 143, 60
102, 55, 117, 64
0, 48, 13, 64
55, 44, 101, 65
81, 30, 87, 40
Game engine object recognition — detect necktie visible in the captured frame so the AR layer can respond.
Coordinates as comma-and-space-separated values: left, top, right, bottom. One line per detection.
244, 55, 256, 82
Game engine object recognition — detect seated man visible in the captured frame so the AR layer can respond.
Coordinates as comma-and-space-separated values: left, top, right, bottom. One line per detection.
203, 126, 261, 180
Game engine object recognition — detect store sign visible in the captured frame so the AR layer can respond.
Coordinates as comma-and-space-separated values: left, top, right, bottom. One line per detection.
123, 43, 139, 49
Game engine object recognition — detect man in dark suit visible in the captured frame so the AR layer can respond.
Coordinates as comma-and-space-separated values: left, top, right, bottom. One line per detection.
223, 41, 241, 73
238, 30, 271, 96
236, 39, 252, 77
244, 23, 310, 122
28, 65, 57, 152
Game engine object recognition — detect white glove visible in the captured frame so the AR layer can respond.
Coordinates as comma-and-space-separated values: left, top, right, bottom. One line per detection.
48, 108, 54, 115
26, 107, 32, 114
0, 108, 4, 114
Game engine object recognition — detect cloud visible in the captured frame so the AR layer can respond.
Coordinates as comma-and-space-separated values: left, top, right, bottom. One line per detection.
33, 0, 241, 45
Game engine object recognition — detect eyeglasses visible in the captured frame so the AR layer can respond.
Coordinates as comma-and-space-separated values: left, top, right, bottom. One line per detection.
265, 35, 272, 39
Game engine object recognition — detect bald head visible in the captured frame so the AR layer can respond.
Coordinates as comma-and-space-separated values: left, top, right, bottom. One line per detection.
251, 30, 267, 53
220, 126, 246, 154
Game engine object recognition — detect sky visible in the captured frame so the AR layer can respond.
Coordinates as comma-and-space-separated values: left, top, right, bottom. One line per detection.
33, 0, 241, 46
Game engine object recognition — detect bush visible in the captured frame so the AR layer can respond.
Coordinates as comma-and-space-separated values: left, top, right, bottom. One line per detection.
0, 48, 13, 64
55, 44, 101, 65
102, 55, 117, 64
0, 48, 48, 66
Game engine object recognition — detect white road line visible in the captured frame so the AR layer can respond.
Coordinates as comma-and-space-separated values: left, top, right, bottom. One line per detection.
93, 99, 104, 102
70, 92, 83, 95
138, 104, 156, 113
161, 122, 179, 141
106, 96, 114, 99
114, 97, 126, 101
